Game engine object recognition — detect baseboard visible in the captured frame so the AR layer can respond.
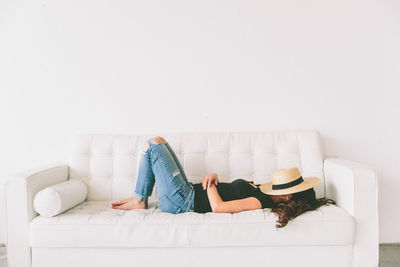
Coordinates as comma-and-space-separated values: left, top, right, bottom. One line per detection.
380, 243, 400, 246
3, 244, 396, 247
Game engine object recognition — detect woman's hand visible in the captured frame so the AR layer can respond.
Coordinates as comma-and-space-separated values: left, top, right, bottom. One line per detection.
202, 173, 219, 190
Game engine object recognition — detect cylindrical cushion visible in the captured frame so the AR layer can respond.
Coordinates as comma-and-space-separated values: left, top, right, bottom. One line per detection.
33, 179, 87, 217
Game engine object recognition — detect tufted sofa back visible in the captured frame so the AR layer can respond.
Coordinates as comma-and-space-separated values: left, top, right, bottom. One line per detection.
68, 130, 325, 201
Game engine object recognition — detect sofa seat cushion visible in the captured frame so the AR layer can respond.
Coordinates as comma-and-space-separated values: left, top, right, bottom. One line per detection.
30, 201, 354, 248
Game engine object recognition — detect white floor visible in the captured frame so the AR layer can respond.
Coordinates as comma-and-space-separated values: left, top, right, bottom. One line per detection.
0, 245, 399, 267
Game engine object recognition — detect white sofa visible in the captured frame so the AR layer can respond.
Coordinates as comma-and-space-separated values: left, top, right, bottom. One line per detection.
3, 130, 379, 267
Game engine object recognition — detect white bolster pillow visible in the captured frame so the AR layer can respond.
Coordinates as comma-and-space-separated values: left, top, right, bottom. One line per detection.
33, 179, 88, 217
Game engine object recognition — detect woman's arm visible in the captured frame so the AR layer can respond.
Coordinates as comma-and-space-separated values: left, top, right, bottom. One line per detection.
206, 184, 262, 213
206, 184, 223, 211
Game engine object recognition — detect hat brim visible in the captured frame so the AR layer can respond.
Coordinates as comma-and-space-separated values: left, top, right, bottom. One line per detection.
259, 177, 322, 195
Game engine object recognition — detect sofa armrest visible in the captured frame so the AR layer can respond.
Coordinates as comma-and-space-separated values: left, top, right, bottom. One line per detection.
3, 163, 68, 267
323, 158, 379, 267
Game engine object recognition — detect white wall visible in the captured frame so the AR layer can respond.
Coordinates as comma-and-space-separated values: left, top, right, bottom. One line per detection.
0, 0, 399, 244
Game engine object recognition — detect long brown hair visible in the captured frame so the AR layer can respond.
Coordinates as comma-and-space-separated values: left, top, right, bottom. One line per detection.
270, 188, 335, 228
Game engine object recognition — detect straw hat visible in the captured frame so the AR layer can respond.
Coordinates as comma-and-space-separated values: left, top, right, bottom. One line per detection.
259, 167, 322, 195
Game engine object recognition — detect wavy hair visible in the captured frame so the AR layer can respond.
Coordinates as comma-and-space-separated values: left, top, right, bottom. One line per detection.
270, 188, 336, 228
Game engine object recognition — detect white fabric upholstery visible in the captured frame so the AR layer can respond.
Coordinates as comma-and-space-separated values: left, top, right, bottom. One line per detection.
3, 130, 380, 267
68, 130, 325, 201
33, 180, 87, 217
324, 158, 379, 267
4, 163, 69, 267
31, 246, 354, 267
30, 201, 354, 247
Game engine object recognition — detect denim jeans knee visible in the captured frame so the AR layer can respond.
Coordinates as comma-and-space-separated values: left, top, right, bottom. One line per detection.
136, 140, 195, 213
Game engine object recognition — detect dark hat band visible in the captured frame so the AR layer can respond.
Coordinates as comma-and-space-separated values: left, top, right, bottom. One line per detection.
272, 176, 304, 190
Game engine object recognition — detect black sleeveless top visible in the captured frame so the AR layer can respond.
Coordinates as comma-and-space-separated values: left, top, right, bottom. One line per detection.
193, 178, 274, 213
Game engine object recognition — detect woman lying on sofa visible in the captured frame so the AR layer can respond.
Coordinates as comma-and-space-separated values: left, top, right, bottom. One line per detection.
112, 136, 335, 228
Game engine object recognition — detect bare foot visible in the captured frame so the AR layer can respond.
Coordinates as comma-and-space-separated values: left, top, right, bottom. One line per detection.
111, 197, 147, 210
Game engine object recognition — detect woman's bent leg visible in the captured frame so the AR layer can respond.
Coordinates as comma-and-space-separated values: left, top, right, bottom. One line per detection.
147, 139, 194, 213
134, 140, 156, 203
164, 143, 191, 185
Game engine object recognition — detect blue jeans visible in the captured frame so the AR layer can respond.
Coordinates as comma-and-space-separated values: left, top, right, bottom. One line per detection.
134, 140, 195, 214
